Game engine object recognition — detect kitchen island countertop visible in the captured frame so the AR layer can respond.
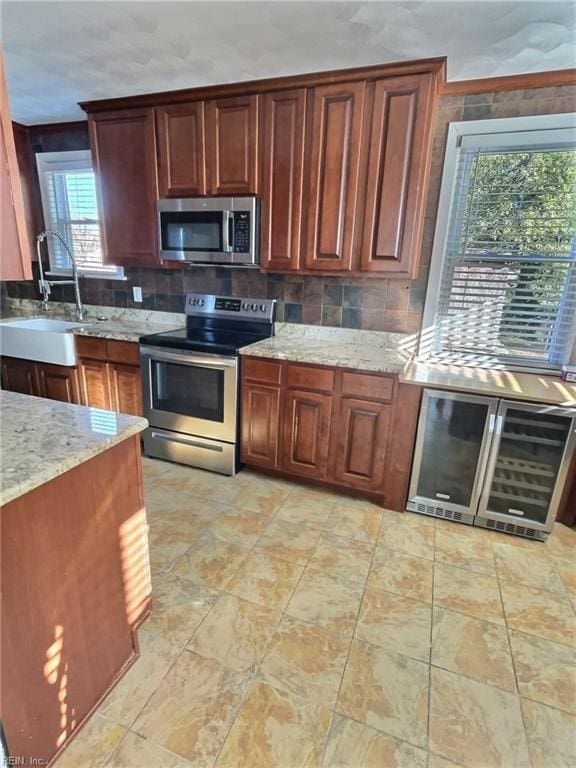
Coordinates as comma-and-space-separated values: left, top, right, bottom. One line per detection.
0, 391, 148, 505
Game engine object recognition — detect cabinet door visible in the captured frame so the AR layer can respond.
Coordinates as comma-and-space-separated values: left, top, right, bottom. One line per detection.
78, 359, 113, 409
304, 82, 365, 272
333, 397, 392, 491
89, 108, 159, 266
260, 89, 306, 272
0, 357, 38, 396
478, 402, 576, 533
35, 363, 80, 404
241, 382, 281, 468
282, 389, 332, 478
156, 101, 206, 197
109, 363, 143, 416
0, 52, 32, 281
205, 95, 258, 194
360, 74, 434, 277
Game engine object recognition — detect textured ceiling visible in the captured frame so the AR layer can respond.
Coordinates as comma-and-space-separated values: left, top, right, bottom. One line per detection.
2, 0, 575, 124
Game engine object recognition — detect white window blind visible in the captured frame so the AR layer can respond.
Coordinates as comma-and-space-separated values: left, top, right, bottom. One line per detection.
36, 150, 124, 280
425, 116, 576, 371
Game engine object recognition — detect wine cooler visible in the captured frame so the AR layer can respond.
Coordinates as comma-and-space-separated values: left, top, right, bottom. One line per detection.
407, 389, 576, 540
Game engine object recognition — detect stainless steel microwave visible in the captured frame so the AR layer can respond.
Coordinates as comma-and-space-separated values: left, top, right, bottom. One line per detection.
157, 196, 260, 266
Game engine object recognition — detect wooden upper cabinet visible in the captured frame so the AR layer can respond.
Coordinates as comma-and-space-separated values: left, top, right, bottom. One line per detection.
260, 89, 306, 272
205, 95, 258, 195
89, 108, 159, 266
304, 82, 365, 272
156, 102, 206, 197
360, 73, 435, 277
0, 50, 33, 281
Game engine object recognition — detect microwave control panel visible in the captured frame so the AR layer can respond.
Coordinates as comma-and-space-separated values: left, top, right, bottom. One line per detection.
232, 212, 250, 253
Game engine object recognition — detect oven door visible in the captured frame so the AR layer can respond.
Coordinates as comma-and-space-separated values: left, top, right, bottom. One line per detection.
140, 346, 238, 443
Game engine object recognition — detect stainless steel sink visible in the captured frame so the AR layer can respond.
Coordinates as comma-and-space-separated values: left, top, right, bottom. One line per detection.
0, 318, 92, 366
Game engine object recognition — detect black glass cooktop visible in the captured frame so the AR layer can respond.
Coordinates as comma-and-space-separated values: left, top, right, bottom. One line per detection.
140, 327, 270, 356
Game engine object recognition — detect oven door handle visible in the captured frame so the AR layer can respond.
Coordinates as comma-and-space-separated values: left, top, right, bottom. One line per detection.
140, 347, 237, 368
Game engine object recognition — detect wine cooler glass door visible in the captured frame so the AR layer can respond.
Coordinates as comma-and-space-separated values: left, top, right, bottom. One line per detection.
477, 401, 576, 534
407, 390, 498, 522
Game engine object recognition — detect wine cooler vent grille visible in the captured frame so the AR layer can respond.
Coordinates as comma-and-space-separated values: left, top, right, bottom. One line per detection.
476, 517, 548, 542
406, 500, 474, 526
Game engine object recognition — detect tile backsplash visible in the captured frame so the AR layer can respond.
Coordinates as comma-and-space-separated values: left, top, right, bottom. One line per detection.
3, 262, 423, 333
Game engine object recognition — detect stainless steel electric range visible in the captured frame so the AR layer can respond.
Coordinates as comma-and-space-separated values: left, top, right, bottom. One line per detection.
139, 293, 275, 475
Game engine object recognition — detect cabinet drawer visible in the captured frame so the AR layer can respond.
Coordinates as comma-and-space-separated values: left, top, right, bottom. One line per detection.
286, 364, 334, 392
76, 336, 107, 360
106, 340, 140, 366
242, 357, 282, 384
341, 372, 394, 402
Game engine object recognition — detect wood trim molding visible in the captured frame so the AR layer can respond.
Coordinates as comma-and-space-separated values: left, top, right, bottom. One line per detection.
1, 48, 33, 279
79, 57, 447, 113
441, 68, 576, 96
27, 120, 88, 135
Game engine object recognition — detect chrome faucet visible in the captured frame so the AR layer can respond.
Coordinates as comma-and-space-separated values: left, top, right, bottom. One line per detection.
36, 230, 86, 322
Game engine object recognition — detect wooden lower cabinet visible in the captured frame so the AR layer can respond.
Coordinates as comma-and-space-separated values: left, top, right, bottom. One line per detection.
78, 359, 142, 416
78, 358, 113, 409
109, 362, 143, 417
35, 363, 80, 404
241, 383, 280, 468
333, 397, 391, 491
77, 336, 143, 416
1, 340, 143, 416
282, 389, 332, 478
1, 357, 38, 395
240, 357, 420, 510
1, 357, 79, 402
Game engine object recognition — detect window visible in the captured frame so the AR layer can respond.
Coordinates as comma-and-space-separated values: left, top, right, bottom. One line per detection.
422, 114, 576, 371
36, 150, 124, 280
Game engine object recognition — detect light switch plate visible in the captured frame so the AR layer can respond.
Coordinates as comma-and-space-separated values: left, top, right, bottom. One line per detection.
132, 286, 143, 303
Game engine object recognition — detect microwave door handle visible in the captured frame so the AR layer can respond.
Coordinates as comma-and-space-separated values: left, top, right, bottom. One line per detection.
222, 211, 233, 252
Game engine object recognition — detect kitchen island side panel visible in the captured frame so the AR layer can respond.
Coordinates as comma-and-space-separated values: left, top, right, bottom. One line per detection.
1, 435, 150, 766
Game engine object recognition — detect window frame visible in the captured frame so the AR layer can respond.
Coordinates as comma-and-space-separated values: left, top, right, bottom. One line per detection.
35, 150, 125, 281
420, 112, 576, 373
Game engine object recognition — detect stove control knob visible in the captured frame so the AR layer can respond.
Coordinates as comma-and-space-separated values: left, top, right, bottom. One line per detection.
190, 298, 197, 305
242, 302, 250, 311
198, 299, 205, 306
251, 303, 258, 311
260, 304, 267, 312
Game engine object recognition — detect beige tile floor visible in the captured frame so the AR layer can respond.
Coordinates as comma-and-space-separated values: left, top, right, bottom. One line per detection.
55, 457, 576, 768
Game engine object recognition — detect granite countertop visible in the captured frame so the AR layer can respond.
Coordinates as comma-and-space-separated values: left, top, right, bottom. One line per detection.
70, 317, 181, 343
402, 361, 576, 407
240, 324, 415, 374
0, 391, 148, 505
2, 299, 185, 342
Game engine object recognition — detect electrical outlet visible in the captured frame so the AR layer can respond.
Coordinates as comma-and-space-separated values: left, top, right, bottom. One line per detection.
132, 286, 143, 303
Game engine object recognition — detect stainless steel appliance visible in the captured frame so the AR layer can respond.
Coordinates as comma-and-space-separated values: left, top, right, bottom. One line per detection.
140, 293, 275, 474
157, 197, 260, 266
407, 389, 576, 540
